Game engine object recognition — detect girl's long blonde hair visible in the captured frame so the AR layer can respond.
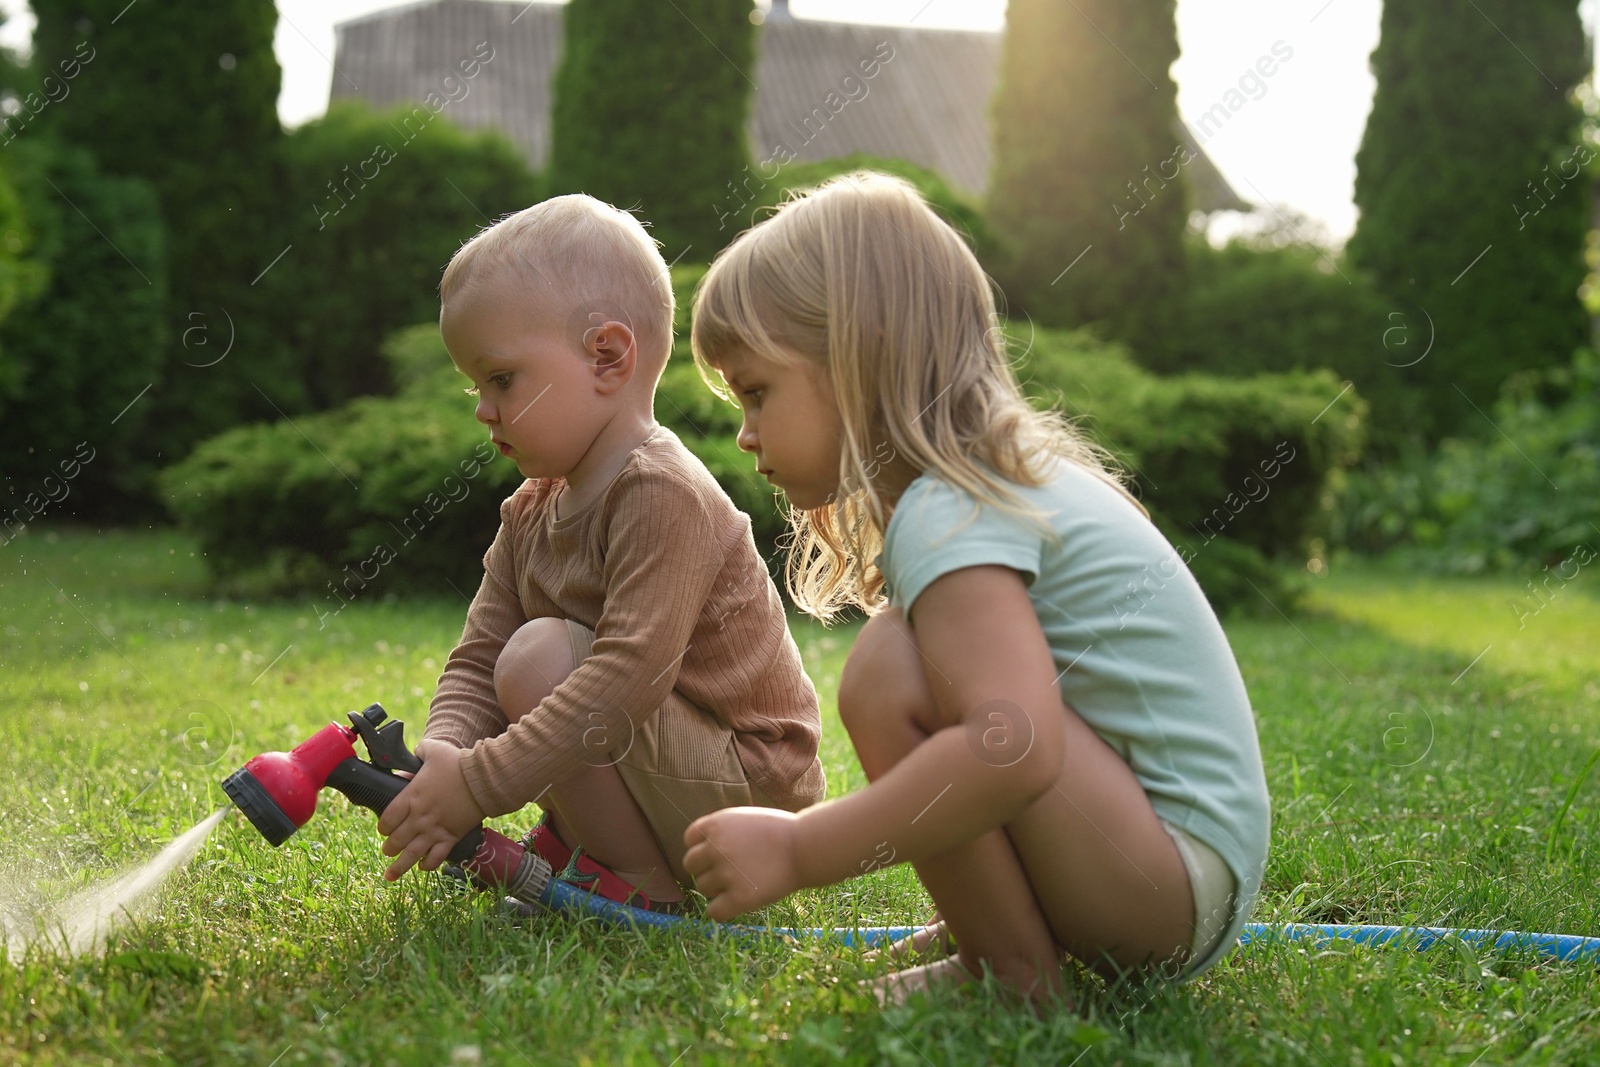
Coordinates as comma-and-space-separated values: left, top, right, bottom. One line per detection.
690, 170, 1149, 621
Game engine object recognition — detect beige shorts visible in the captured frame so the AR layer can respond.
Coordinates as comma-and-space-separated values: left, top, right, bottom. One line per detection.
1159, 820, 1237, 978
562, 619, 777, 887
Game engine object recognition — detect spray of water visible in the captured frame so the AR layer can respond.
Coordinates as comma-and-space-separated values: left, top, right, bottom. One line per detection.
3, 808, 227, 959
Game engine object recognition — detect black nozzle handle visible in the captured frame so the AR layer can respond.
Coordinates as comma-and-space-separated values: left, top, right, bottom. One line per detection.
325, 758, 485, 864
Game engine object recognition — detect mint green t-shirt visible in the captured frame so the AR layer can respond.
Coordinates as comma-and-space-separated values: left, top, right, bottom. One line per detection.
875, 457, 1271, 978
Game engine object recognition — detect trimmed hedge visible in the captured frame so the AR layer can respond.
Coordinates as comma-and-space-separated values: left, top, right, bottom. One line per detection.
30, 0, 285, 482
246, 100, 543, 415
1010, 323, 1365, 612
985, 0, 1187, 359
163, 267, 1364, 616
1132, 232, 1417, 455
1346, 0, 1590, 441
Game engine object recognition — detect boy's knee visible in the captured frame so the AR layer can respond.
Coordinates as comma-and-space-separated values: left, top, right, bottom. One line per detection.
494, 617, 577, 721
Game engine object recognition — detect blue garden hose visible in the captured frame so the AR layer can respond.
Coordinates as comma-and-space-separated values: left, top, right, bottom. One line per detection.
1236, 922, 1600, 963
537, 878, 917, 944
536, 880, 1600, 963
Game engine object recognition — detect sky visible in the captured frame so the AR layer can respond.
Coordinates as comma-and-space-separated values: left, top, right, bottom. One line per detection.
1, 0, 1595, 249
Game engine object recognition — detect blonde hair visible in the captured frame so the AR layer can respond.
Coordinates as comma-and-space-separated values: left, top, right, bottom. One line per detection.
440, 194, 675, 380
690, 170, 1149, 621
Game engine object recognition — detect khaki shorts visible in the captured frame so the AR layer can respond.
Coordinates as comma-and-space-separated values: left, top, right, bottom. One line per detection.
562, 619, 775, 887
1159, 819, 1237, 978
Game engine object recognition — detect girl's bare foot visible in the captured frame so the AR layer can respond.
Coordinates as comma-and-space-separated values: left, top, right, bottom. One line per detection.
863, 953, 1073, 1013
865, 956, 978, 1007
862, 919, 955, 964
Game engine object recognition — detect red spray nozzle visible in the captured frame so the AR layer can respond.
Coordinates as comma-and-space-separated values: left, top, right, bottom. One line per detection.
222, 704, 553, 908
222, 719, 359, 845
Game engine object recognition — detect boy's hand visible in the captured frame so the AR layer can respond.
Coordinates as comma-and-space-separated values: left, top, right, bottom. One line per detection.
376, 739, 487, 882
682, 807, 802, 921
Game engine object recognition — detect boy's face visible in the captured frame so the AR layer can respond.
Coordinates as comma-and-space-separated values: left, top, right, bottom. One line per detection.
441, 275, 603, 480
714, 347, 844, 511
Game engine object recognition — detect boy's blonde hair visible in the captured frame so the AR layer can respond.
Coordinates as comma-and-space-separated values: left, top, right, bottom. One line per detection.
440, 194, 675, 381
690, 170, 1149, 621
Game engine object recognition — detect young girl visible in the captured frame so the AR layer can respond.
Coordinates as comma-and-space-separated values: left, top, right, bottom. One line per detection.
680, 172, 1271, 1005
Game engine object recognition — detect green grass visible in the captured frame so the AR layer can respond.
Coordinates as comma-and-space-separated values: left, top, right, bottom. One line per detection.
3, 528, 1599, 1065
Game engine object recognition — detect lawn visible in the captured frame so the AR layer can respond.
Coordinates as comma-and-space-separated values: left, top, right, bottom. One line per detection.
3, 526, 1598, 1065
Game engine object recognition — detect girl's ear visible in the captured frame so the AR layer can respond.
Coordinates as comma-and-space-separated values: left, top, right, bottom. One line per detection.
586, 319, 637, 393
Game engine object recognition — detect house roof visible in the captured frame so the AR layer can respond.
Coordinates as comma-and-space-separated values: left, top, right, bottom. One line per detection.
330, 0, 1251, 213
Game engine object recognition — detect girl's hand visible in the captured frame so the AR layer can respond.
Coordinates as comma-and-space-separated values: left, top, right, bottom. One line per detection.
375, 739, 487, 881
682, 807, 802, 921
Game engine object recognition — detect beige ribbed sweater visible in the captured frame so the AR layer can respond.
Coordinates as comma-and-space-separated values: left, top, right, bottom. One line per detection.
424, 423, 826, 818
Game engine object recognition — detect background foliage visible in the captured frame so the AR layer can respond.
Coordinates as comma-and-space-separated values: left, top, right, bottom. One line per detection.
1012, 323, 1364, 611
255, 101, 543, 412
0, 0, 1588, 596
728, 152, 1000, 267
0, 138, 167, 508
1331, 347, 1599, 575
159, 323, 524, 600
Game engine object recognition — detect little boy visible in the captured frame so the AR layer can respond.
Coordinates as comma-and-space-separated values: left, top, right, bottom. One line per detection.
375, 194, 827, 910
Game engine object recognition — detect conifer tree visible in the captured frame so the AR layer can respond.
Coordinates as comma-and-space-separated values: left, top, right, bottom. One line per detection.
550, 0, 755, 260
986, 0, 1186, 355
29, 0, 287, 459
1347, 0, 1591, 440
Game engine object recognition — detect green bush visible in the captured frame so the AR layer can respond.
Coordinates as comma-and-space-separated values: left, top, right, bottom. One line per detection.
1329, 347, 1599, 575
75, 98, 540, 489
1346, 0, 1590, 441
724, 153, 999, 267
654, 263, 789, 557
160, 323, 523, 600
985, 0, 1186, 359
0, 147, 45, 399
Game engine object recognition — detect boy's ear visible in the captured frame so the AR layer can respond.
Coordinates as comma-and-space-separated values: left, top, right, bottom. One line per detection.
584, 319, 637, 394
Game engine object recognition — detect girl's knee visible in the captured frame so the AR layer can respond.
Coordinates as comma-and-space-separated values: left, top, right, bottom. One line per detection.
494, 617, 576, 721
838, 607, 930, 739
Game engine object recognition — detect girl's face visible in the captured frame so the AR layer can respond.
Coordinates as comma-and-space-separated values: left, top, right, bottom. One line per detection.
714, 347, 844, 510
